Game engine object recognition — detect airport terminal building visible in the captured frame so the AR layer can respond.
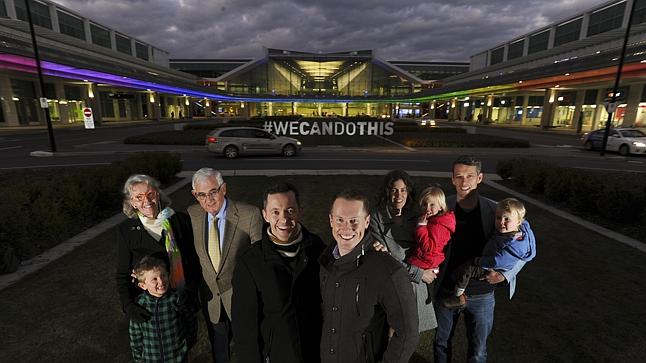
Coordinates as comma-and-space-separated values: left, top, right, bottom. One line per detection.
1, 0, 646, 132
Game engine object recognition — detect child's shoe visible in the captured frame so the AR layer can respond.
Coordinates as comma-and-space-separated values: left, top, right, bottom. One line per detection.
442, 294, 467, 309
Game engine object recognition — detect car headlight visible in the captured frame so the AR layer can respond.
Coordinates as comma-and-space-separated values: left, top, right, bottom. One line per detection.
296, 141, 302, 145
633, 141, 646, 147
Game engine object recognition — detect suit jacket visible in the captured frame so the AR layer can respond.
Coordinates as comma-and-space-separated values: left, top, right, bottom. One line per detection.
187, 199, 263, 323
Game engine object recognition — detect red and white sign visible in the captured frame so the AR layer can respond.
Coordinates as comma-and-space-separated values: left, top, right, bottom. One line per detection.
83, 107, 95, 129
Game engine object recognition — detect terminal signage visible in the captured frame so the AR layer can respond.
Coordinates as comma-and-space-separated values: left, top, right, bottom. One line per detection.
263, 120, 395, 136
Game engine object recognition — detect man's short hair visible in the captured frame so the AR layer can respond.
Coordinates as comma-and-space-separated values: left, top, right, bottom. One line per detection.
133, 256, 167, 283
262, 182, 301, 209
192, 168, 224, 190
497, 198, 526, 221
452, 155, 482, 174
331, 189, 370, 215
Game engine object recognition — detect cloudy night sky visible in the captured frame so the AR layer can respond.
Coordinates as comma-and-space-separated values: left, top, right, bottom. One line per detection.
55, 0, 605, 61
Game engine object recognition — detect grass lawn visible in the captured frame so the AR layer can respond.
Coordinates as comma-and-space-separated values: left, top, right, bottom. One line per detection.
1, 175, 644, 362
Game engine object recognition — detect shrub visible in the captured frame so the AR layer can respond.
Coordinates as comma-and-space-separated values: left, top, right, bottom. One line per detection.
0, 152, 182, 263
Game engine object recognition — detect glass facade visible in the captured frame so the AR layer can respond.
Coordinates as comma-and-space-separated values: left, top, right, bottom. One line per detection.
507, 40, 524, 60
15, 0, 52, 29
554, 18, 582, 47
90, 24, 111, 49
528, 31, 549, 54
490, 47, 504, 65
632, 0, 646, 24
115, 34, 132, 55
135, 42, 148, 60
57, 11, 86, 40
224, 57, 415, 98
587, 2, 625, 37
0, 0, 8, 18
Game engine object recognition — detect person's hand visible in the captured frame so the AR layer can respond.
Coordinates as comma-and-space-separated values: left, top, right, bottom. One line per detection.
125, 303, 151, 323
417, 214, 428, 225
130, 269, 137, 283
422, 269, 437, 284
484, 271, 505, 284
372, 241, 388, 253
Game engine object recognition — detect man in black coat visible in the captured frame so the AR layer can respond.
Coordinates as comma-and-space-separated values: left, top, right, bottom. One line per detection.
232, 182, 325, 363
319, 189, 419, 363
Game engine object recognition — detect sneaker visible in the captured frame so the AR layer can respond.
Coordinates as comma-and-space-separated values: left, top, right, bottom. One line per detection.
442, 294, 467, 309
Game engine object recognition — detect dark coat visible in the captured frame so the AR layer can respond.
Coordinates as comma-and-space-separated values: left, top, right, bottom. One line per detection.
318, 235, 419, 363
232, 224, 325, 363
116, 212, 200, 311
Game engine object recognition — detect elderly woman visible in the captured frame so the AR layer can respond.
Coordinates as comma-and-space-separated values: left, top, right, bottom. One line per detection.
116, 174, 198, 323
369, 170, 437, 333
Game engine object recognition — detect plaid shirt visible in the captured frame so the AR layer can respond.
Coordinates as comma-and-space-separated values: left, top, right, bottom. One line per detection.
129, 289, 194, 363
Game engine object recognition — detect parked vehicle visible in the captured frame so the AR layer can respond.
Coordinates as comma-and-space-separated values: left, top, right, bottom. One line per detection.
206, 127, 302, 158
581, 128, 646, 155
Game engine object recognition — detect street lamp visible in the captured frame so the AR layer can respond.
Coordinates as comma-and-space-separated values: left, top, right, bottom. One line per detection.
24, 0, 56, 152
600, 0, 636, 156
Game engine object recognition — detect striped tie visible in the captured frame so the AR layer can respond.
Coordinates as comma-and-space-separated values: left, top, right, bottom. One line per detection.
208, 218, 221, 272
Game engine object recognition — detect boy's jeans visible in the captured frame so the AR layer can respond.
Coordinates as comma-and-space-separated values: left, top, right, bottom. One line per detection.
433, 291, 495, 363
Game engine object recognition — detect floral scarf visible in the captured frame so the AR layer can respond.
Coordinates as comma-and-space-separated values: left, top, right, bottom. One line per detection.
138, 207, 186, 289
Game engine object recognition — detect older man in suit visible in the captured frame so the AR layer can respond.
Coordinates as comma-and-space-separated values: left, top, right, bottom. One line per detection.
188, 168, 263, 363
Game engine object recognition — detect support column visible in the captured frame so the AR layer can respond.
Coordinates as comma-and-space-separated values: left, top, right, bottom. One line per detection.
343, 103, 348, 117
520, 95, 529, 125
151, 92, 161, 121
540, 89, 556, 128
54, 82, 69, 124
572, 90, 585, 131
317, 103, 322, 116
0, 76, 19, 126
268, 102, 273, 116
204, 99, 212, 118
366, 103, 372, 116
591, 88, 605, 130
86, 83, 101, 125
622, 83, 642, 127
48, 3, 60, 32
5, 0, 17, 19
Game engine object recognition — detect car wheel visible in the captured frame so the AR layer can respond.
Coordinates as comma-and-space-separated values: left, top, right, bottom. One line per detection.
282, 144, 296, 157
583, 141, 593, 151
224, 145, 239, 158
619, 144, 630, 156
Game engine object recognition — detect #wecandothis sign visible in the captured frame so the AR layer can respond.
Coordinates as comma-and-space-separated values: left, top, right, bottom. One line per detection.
263, 120, 395, 136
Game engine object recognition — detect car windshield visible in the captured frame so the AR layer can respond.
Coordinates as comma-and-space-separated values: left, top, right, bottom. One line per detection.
620, 130, 646, 138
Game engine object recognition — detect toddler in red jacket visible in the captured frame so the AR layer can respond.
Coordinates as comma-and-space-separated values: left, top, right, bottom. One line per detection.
407, 185, 456, 279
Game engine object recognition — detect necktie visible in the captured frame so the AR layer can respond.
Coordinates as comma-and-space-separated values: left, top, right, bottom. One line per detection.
208, 217, 221, 272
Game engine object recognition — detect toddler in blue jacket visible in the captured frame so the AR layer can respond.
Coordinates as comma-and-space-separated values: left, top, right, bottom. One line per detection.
443, 198, 537, 309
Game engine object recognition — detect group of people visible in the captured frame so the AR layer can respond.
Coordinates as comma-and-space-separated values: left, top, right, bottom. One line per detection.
116, 155, 537, 363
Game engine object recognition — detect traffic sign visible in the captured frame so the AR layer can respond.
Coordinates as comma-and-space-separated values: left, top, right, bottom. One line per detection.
604, 102, 618, 113
83, 107, 95, 129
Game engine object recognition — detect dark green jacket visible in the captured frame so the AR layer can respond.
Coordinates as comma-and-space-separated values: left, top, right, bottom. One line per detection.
129, 290, 194, 363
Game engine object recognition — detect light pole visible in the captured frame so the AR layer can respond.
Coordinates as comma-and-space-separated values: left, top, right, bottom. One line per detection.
600, 0, 636, 156
24, 0, 56, 152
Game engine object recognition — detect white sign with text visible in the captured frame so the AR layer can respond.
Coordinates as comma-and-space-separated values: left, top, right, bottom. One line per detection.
263, 120, 394, 136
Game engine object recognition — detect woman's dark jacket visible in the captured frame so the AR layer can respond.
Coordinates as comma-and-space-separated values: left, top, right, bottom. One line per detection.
318, 235, 419, 363
232, 224, 325, 363
116, 212, 200, 312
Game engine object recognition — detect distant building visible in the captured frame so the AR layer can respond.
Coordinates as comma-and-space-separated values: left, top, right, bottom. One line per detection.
417, 0, 646, 130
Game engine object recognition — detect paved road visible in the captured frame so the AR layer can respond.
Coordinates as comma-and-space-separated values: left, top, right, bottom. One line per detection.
1, 122, 644, 173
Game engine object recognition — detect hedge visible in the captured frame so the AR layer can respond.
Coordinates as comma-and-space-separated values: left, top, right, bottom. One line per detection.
0, 152, 182, 264
392, 132, 529, 148
496, 158, 646, 223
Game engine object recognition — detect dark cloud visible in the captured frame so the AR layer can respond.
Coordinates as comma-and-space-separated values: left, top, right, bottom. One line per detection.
56, 0, 603, 61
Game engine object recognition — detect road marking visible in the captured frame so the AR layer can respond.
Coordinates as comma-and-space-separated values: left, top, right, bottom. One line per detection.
376, 135, 416, 151
0, 145, 23, 151
75, 140, 118, 148
628, 160, 644, 164
0, 162, 111, 170
574, 166, 646, 173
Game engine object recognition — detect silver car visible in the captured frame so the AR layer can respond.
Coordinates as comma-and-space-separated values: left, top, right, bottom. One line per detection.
206, 126, 302, 158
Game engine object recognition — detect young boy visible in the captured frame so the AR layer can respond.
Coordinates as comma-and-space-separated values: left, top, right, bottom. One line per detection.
129, 256, 194, 363
442, 198, 537, 309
